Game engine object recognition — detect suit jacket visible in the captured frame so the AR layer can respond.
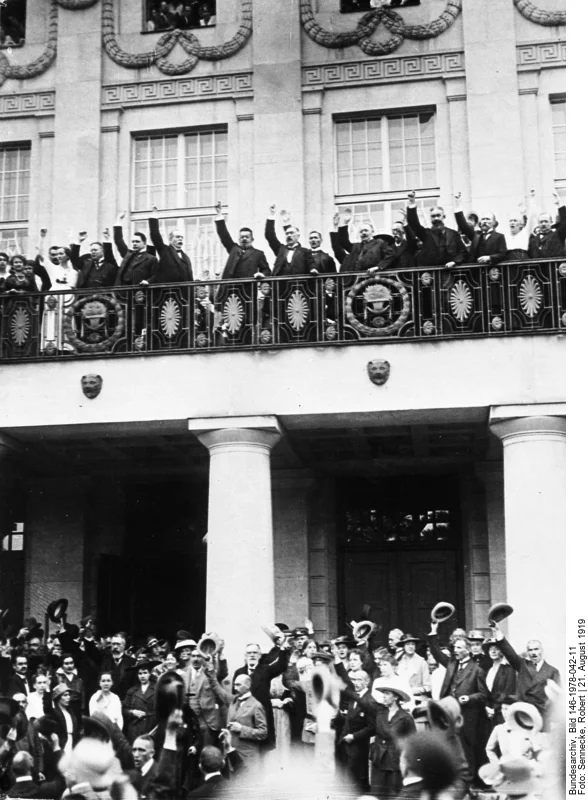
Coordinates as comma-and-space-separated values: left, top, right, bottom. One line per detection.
149, 217, 194, 283
497, 636, 560, 715
226, 694, 268, 764
393, 237, 417, 269
179, 665, 225, 731
57, 629, 102, 701
397, 779, 426, 799
308, 249, 337, 274
215, 219, 270, 280
264, 220, 314, 276
187, 773, 226, 799
370, 706, 416, 771
113, 227, 158, 286
6, 776, 64, 799
6, 673, 30, 697
329, 231, 347, 267
407, 206, 467, 267
70, 245, 118, 289
528, 207, 566, 259
337, 226, 397, 273
232, 648, 289, 745
485, 662, 517, 719
100, 653, 136, 699
123, 683, 156, 741
341, 691, 378, 748
454, 212, 507, 265
51, 705, 80, 751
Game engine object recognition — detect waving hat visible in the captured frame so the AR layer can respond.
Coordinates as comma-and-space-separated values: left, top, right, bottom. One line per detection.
488, 602, 514, 625
46, 599, 69, 623
431, 602, 455, 624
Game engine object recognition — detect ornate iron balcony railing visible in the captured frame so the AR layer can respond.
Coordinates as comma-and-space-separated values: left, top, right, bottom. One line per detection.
0, 258, 565, 362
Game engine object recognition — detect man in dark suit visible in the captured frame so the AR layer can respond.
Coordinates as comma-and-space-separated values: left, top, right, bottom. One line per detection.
187, 746, 226, 799
340, 670, 378, 792
100, 632, 136, 700
232, 640, 290, 748
308, 231, 337, 275
427, 621, 489, 780
7, 751, 64, 799
70, 239, 118, 290
214, 202, 270, 280
113, 225, 158, 286
528, 194, 566, 259
337, 221, 397, 274
492, 623, 560, 718
149, 213, 194, 283
391, 219, 417, 268
265, 206, 314, 277
406, 191, 467, 268
6, 654, 31, 698
454, 195, 507, 266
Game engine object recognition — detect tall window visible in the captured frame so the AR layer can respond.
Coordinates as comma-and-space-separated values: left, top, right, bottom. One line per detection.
335, 111, 437, 232
0, 144, 30, 255
551, 97, 566, 201
144, 1, 216, 32
132, 130, 228, 279
0, 0, 26, 47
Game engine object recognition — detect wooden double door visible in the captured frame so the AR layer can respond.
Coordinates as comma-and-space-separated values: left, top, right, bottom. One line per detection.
342, 549, 461, 645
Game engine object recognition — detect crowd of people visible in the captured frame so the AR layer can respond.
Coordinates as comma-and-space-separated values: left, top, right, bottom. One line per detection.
0, 598, 563, 799
0, 189, 566, 299
145, 1, 216, 31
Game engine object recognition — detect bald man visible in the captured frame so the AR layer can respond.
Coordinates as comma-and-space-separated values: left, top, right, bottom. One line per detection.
224, 674, 268, 767
7, 751, 64, 798
454, 194, 507, 266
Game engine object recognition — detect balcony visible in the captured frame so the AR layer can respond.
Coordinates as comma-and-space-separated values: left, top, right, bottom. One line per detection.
0, 258, 565, 361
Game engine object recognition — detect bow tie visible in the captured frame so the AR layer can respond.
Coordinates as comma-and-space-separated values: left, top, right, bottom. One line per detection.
287, 244, 299, 250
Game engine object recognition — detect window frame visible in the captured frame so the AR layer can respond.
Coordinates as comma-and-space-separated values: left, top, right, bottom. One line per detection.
550, 94, 566, 199
333, 109, 439, 232
0, 142, 31, 255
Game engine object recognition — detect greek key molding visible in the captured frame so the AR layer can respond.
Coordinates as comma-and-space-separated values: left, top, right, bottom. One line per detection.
517, 40, 566, 69
0, 91, 56, 117
301, 0, 461, 56
101, 73, 254, 108
303, 51, 464, 88
102, 0, 253, 75
513, 0, 565, 26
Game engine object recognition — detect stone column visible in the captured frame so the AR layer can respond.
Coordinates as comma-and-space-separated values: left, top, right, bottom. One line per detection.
190, 417, 282, 673
490, 409, 565, 660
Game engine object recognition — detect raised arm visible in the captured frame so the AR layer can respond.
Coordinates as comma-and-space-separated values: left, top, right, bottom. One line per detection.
337, 208, 354, 253
34, 256, 52, 291
148, 213, 166, 256
214, 200, 236, 254
427, 622, 450, 669
264, 206, 282, 256
406, 192, 428, 240
113, 212, 129, 259
492, 626, 522, 672
453, 192, 475, 240
102, 229, 117, 266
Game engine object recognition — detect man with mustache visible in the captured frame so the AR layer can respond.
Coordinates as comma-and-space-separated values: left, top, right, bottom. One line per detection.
338, 219, 397, 274
406, 191, 467, 269
265, 206, 314, 276
453, 192, 507, 266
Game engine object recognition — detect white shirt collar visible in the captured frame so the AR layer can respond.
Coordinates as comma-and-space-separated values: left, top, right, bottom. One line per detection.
238, 692, 252, 701
141, 758, 155, 776
15, 776, 33, 783
403, 777, 423, 786
204, 772, 222, 781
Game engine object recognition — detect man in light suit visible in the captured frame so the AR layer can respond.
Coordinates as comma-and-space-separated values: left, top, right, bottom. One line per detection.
212, 674, 267, 768
265, 206, 314, 277
427, 621, 489, 780
176, 636, 225, 749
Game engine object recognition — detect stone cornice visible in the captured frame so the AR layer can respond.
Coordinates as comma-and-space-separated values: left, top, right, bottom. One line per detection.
302, 51, 464, 89
101, 72, 253, 109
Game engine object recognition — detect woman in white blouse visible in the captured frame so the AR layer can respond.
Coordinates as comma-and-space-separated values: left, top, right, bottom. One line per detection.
504, 188, 538, 261
89, 671, 124, 729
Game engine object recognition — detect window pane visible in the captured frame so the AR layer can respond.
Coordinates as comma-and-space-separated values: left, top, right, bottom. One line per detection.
0, 145, 30, 224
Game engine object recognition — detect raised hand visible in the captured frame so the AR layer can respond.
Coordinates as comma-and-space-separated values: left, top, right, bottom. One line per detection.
342, 207, 353, 225
103, 228, 111, 241
214, 200, 223, 215
280, 209, 291, 225
552, 189, 561, 207
116, 211, 127, 223
407, 191, 416, 205
333, 211, 340, 228
269, 204, 276, 217
78, 230, 88, 243
40, 227, 48, 237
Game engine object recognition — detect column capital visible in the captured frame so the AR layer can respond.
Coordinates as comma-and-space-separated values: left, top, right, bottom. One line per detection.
189, 415, 283, 436
490, 414, 566, 446
198, 427, 281, 453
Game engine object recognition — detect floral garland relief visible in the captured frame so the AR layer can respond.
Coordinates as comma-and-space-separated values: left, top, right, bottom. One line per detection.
512, 0, 565, 26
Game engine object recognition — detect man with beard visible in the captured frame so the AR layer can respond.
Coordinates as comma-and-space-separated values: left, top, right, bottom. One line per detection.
406, 191, 467, 268
100, 633, 136, 700
391, 218, 417, 268
232, 639, 290, 749
454, 193, 507, 265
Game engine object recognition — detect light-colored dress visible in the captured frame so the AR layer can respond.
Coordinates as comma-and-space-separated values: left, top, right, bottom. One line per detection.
270, 675, 292, 754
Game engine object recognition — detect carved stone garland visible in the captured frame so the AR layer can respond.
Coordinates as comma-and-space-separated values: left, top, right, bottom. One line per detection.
102, 0, 253, 74
300, 0, 462, 56
0, 0, 58, 87
57, 0, 100, 8
513, 0, 565, 26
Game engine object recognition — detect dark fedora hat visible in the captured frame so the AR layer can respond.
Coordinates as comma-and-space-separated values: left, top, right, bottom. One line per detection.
81, 715, 111, 742
431, 602, 456, 624
314, 650, 335, 665
482, 638, 502, 654
46, 598, 69, 623
0, 696, 20, 726
292, 627, 310, 637
467, 630, 485, 642
333, 635, 355, 648
35, 715, 59, 740
400, 633, 420, 644
126, 659, 160, 673
488, 602, 514, 625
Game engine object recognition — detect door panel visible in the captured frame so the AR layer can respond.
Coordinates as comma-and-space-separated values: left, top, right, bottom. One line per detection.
343, 550, 459, 642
